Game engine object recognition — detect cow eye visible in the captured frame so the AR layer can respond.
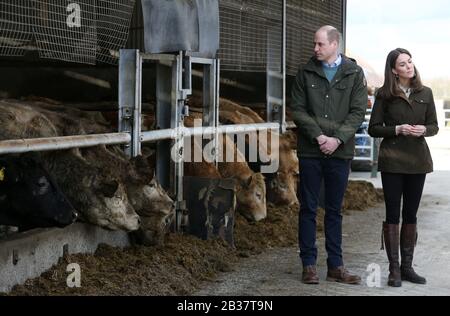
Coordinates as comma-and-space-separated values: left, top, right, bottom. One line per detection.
36, 177, 50, 194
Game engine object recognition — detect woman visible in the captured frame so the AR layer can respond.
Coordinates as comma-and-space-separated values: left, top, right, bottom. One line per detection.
369, 48, 439, 287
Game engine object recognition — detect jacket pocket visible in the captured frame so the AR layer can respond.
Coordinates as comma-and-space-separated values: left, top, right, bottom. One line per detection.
335, 83, 348, 90
307, 83, 322, 90
412, 98, 429, 122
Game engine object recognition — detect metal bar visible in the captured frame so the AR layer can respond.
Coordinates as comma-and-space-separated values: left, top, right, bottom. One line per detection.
119, 49, 142, 157
281, 0, 287, 133
371, 138, 379, 178
0, 133, 131, 155
141, 129, 177, 143
140, 123, 281, 144
215, 59, 221, 165
133, 52, 143, 158
354, 157, 372, 162
444, 110, 450, 128
172, 53, 185, 232
156, 60, 174, 191
141, 53, 178, 62
190, 56, 215, 65
341, 0, 347, 54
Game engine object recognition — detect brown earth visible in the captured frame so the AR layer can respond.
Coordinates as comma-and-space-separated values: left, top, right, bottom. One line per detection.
7, 180, 382, 296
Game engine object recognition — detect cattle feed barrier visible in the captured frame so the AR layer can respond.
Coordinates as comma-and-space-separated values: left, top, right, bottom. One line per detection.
0, 133, 131, 155
0, 123, 284, 155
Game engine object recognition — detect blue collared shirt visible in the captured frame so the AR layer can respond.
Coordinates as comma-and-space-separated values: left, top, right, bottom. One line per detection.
322, 54, 342, 82
322, 54, 342, 68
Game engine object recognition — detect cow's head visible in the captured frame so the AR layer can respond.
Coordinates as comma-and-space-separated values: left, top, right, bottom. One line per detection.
128, 178, 175, 246
80, 175, 141, 232
267, 171, 299, 207
0, 155, 78, 229
236, 173, 267, 222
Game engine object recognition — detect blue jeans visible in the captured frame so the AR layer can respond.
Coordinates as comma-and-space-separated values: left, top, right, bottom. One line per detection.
298, 158, 351, 269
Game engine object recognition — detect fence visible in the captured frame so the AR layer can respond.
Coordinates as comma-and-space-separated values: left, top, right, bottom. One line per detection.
0, 0, 135, 64
125, 0, 345, 75
445, 109, 450, 128
353, 109, 378, 177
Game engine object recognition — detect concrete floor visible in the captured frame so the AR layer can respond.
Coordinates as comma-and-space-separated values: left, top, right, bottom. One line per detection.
195, 106, 450, 296
195, 171, 450, 296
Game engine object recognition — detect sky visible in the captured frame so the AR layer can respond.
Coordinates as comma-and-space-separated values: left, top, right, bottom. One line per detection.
346, 0, 450, 80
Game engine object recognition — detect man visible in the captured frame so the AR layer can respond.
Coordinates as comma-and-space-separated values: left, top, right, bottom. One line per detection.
289, 26, 367, 285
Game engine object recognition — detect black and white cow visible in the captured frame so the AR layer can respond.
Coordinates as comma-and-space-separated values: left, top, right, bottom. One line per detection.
0, 154, 78, 231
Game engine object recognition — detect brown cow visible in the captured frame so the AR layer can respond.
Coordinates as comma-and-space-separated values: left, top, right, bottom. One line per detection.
0, 99, 175, 240
184, 115, 267, 222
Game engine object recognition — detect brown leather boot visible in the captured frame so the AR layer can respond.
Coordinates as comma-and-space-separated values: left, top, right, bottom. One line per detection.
326, 266, 361, 285
383, 222, 402, 287
400, 224, 426, 284
302, 266, 320, 285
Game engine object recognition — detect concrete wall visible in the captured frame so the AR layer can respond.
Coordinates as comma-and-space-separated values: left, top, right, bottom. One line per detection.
0, 223, 130, 293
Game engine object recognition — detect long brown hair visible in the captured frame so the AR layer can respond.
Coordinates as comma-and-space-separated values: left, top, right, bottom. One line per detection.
377, 48, 423, 100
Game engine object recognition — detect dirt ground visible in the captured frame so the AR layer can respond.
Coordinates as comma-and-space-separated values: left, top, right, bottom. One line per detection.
6, 180, 381, 296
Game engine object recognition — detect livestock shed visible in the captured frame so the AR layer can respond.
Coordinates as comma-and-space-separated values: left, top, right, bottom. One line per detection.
0, 0, 345, 100
0, 0, 347, 294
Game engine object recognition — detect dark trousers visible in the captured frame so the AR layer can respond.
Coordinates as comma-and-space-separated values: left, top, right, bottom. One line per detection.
298, 158, 351, 269
381, 173, 426, 225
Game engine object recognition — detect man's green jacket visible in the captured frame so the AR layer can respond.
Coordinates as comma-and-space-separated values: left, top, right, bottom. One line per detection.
289, 56, 368, 159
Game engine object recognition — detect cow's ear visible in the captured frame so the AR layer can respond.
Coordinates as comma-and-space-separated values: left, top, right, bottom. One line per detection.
0, 160, 18, 184
98, 180, 119, 198
0, 167, 6, 183
243, 176, 252, 188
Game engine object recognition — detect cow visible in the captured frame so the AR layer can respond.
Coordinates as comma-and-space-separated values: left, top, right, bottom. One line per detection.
213, 99, 299, 207
67, 145, 175, 244
0, 99, 59, 140
1, 100, 142, 233
0, 154, 78, 231
184, 115, 267, 222
129, 178, 175, 246
217, 134, 267, 222
40, 148, 140, 232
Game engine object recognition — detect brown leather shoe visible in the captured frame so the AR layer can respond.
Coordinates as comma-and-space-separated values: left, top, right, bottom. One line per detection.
326, 266, 361, 285
302, 266, 320, 285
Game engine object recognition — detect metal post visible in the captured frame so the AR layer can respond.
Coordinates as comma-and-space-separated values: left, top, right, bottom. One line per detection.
266, 0, 286, 133
202, 59, 219, 164
215, 59, 221, 164
371, 138, 378, 178
156, 59, 175, 191
174, 53, 187, 231
156, 52, 188, 232
341, 0, 347, 54
119, 49, 142, 158
281, 0, 287, 133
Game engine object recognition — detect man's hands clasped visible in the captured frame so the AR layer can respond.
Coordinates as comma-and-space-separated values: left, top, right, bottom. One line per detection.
316, 135, 341, 156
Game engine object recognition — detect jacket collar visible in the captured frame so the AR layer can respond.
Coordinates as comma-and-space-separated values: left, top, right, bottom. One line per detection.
304, 55, 360, 78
